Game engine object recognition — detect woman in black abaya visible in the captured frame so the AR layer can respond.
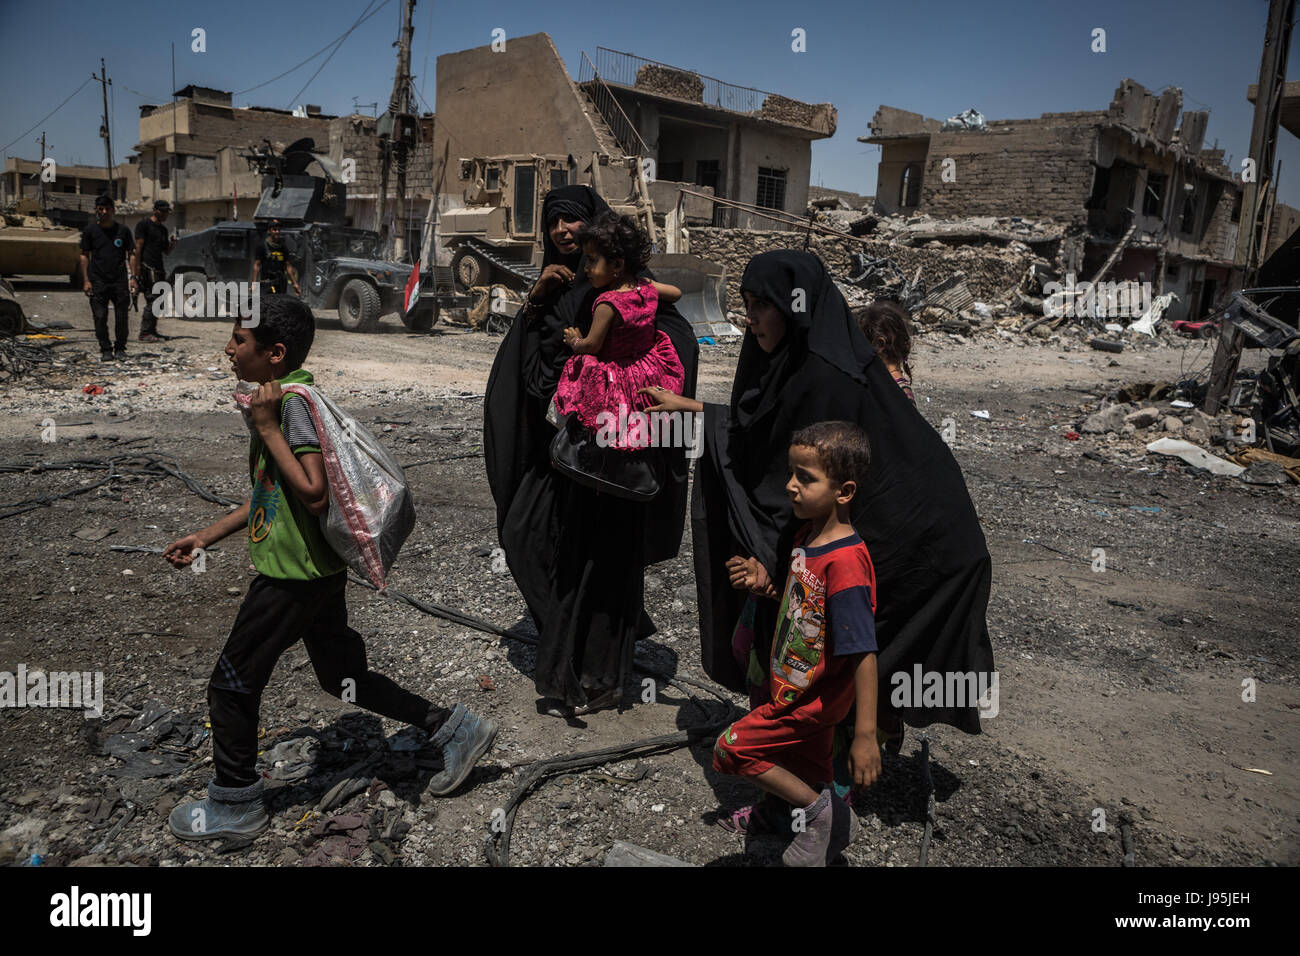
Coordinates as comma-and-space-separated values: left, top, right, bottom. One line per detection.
645, 250, 994, 743
483, 185, 699, 715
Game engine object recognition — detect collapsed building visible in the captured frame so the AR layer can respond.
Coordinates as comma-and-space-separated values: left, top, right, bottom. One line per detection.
430, 33, 834, 234
859, 80, 1246, 325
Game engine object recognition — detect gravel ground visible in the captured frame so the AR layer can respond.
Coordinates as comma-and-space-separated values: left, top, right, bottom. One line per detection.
1, 280, 1296, 868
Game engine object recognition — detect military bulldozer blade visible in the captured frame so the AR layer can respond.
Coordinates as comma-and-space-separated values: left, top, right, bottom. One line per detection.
648, 253, 732, 340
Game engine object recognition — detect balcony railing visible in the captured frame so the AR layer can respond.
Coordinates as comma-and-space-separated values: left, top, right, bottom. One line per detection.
591, 46, 773, 116
577, 52, 650, 159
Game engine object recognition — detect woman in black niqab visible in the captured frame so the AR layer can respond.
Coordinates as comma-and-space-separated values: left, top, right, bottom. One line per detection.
483, 185, 699, 713
686, 250, 994, 734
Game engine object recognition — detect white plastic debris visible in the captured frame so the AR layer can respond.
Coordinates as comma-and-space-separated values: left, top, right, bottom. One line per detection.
1171, 400, 1195, 409
1128, 292, 1178, 337
1105, 323, 1124, 334
1146, 437, 1246, 477
970, 410, 990, 420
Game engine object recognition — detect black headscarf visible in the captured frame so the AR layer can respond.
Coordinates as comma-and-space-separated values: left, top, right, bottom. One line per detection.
540, 184, 603, 271
484, 186, 699, 567
693, 250, 993, 733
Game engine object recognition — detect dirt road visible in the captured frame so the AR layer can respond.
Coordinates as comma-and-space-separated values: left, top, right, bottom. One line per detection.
1, 282, 1295, 867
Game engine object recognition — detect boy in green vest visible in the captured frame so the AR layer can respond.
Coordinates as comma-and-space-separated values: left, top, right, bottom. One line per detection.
163, 296, 495, 842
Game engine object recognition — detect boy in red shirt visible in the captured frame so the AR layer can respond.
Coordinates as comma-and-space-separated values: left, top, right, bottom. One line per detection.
714, 421, 881, 866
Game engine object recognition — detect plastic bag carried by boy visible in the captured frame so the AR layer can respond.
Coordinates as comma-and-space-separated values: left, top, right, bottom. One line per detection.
234, 381, 415, 590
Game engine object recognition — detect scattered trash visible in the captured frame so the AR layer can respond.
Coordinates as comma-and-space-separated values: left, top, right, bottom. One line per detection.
1127, 292, 1177, 337
261, 736, 320, 783
970, 410, 990, 420
1171, 400, 1194, 409
942, 107, 986, 130
72, 526, 114, 542
1145, 438, 1246, 477
1064, 430, 1080, 441
477, 675, 496, 692
1089, 337, 1124, 353
81, 384, 106, 396
604, 841, 695, 867
1129, 506, 1161, 513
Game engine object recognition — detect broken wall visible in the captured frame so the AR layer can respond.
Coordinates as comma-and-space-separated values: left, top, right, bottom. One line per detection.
919, 114, 1102, 225
688, 227, 1032, 312
874, 139, 929, 216
431, 33, 606, 211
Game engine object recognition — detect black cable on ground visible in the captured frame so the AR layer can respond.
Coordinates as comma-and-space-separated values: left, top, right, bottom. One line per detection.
0, 452, 241, 519
346, 574, 737, 865
919, 735, 936, 866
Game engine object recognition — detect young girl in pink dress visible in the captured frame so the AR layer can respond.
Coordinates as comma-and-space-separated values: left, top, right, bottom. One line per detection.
553, 211, 685, 450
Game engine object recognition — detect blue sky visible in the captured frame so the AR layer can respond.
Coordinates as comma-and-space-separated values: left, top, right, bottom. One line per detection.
2, 0, 1297, 204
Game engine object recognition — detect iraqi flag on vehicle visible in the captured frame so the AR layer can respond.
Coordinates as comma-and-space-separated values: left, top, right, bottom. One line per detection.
403, 260, 421, 318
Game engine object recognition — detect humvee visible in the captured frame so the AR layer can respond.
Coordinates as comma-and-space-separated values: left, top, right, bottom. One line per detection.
165, 139, 422, 333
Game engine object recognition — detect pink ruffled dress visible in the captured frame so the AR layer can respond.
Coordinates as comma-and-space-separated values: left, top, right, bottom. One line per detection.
553, 279, 686, 451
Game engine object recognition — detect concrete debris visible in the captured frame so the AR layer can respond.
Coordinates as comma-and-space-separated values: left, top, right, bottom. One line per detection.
1124, 407, 1161, 429
1146, 438, 1246, 477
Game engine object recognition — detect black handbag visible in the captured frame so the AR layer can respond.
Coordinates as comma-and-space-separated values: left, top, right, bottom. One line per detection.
549, 412, 663, 501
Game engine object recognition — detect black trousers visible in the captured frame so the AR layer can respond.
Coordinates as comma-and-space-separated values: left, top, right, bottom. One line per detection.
139, 264, 164, 335
90, 279, 130, 352
208, 571, 451, 787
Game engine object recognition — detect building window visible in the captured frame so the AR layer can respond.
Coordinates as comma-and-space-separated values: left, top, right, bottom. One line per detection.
485, 166, 500, 191
158, 158, 170, 190
1230, 191, 1242, 223
1180, 191, 1198, 234
550, 168, 568, 191
1143, 171, 1167, 217
756, 166, 787, 210
900, 163, 922, 208
695, 160, 720, 192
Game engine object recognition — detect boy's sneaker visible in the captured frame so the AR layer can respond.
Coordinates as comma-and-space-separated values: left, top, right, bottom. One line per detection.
100, 350, 114, 363
782, 788, 861, 867
425, 704, 497, 796
113, 347, 127, 361
168, 777, 269, 842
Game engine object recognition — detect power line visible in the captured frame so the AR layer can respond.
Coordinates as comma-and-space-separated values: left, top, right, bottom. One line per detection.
235, 0, 392, 98
2, 77, 94, 153
287, 0, 385, 109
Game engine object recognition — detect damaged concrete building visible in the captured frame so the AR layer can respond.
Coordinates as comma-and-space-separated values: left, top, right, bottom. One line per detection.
134, 86, 336, 231
430, 33, 834, 233
860, 80, 1245, 324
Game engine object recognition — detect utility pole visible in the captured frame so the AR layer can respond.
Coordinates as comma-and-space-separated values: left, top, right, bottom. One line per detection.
38, 132, 47, 211
1205, 0, 1295, 413
97, 58, 114, 199
376, 0, 416, 260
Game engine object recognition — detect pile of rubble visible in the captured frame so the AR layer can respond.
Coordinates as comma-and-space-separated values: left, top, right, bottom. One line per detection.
634, 64, 703, 101
1073, 381, 1300, 486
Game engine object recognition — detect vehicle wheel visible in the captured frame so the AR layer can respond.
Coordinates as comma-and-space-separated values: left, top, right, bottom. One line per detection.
402, 299, 437, 332
1199, 324, 1218, 339
451, 248, 490, 292
338, 278, 381, 333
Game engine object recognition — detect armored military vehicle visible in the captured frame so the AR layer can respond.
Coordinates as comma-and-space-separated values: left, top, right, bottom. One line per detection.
165, 139, 424, 333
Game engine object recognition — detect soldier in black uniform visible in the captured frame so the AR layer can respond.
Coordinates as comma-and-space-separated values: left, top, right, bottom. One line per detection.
252, 220, 301, 296
133, 199, 176, 342
80, 194, 138, 361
